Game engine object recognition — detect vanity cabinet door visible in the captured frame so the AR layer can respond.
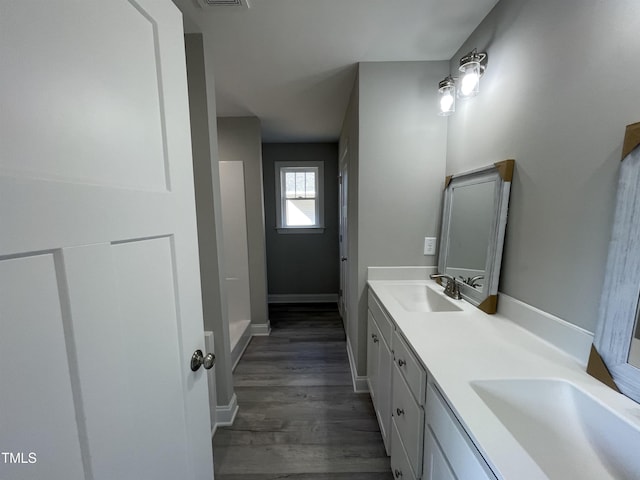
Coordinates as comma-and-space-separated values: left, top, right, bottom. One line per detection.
367, 312, 380, 404
392, 362, 425, 477
378, 330, 393, 454
394, 330, 427, 404
368, 310, 393, 454
390, 419, 418, 480
424, 427, 457, 480
425, 383, 497, 480
368, 290, 394, 346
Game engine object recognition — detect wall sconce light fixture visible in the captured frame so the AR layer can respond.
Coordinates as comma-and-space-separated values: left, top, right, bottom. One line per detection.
438, 76, 456, 116
458, 49, 487, 98
438, 48, 488, 115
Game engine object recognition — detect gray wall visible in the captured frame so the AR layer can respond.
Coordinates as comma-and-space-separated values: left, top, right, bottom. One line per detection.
347, 61, 450, 376
184, 34, 234, 407
262, 143, 340, 296
217, 117, 269, 327
446, 0, 640, 332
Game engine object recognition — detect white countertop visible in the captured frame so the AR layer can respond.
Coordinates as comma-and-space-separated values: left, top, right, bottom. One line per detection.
367, 278, 640, 480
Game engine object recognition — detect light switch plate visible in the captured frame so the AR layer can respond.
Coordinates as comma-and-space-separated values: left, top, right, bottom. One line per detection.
424, 237, 437, 255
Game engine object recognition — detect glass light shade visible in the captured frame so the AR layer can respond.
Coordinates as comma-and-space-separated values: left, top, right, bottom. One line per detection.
459, 60, 480, 97
438, 77, 456, 116
458, 49, 486, 99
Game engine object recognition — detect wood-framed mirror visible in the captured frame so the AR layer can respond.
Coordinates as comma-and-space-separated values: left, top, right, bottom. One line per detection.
437, 160, 514, 313
594, 122, 640, 404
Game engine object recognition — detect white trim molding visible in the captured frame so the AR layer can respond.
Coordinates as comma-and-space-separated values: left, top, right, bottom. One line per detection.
231, 330, 252, 372
251, 321, 271, 336
215, 393, 238, 428
268, 293, 339, 304
347, 337, 369, 393
205, 331, 217, 436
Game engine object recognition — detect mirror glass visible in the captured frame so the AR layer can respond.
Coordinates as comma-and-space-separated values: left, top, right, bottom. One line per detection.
446, 180, 496, 291
438, 161, 513, 313
594, 122, 640, 404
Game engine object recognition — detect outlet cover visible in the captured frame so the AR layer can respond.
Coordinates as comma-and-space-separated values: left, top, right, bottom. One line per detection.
424, 237, 437, 255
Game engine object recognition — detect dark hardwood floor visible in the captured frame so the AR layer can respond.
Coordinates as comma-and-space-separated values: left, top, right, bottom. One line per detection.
213, 303, 392, 480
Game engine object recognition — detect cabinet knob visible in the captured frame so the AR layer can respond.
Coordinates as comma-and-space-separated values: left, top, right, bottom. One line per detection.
396, 407, 405, 416
397, 359, 406, 367
394, 469, 403, 478
371, 333, 379, 343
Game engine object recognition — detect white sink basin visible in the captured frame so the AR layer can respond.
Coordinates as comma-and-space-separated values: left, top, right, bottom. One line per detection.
385, 283, 463, 312
470, 378, 640, 479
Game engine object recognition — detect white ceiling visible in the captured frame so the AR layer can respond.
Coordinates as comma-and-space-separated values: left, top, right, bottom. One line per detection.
173, 0, 500, 142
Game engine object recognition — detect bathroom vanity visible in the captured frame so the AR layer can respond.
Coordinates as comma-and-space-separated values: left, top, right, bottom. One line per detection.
364, 146, 640, 478
367, 270, 640, 480
368, 280, 495, 480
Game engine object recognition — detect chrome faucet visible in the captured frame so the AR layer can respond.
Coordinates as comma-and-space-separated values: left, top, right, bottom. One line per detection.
429, 273, 462, 300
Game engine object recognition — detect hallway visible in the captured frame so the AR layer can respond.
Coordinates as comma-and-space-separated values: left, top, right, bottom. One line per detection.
213, 303, 392, 479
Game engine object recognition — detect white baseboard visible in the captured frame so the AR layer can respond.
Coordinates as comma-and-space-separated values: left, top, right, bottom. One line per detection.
215, 393, 238, 428
497, 293, 593, 365
268, 293, 339, 304
231, 328, 252, 372
251, 321, 271, 336
346, 337, 369, 393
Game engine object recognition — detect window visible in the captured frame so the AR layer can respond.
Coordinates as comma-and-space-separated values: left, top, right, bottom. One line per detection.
275, 161, 324, 233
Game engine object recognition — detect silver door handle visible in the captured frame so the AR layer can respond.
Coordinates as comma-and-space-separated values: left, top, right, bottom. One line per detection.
191, 349, 215, 371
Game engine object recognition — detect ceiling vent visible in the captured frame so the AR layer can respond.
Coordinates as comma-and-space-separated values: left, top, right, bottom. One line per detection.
195, 0, 250, 9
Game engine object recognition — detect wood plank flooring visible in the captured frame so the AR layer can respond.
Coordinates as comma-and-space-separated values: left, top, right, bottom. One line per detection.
213, 303, 392, 480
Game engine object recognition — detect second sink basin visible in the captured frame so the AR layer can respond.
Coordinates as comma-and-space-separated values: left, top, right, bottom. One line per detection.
385, 283, 463, 312
470, 378, 640, 479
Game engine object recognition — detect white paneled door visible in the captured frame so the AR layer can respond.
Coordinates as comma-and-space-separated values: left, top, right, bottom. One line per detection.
0, 1, 213, 480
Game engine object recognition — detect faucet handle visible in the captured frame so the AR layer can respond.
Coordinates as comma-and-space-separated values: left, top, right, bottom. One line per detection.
429, 273, 462, 300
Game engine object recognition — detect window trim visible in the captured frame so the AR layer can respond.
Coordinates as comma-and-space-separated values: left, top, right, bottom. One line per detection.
274, 161, 324, 233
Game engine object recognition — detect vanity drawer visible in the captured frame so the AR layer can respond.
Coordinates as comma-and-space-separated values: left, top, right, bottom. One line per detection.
390, 419, 418, 480
426, 383, 496, 480
393, 329, 426, 404
392, 362, 424, 477
368, 290, 394, 348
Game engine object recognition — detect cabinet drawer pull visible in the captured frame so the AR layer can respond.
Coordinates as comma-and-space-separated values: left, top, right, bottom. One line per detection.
397, 359, 406, 367
394, 469, 403, 478
371, 333, 379, 343
396, 407, 404, 416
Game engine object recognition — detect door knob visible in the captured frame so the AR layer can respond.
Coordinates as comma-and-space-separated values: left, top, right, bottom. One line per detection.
191, 349, 216, 371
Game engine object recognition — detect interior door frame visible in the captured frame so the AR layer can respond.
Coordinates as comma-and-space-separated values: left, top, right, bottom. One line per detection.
338, 141, 349, 327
